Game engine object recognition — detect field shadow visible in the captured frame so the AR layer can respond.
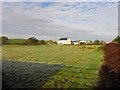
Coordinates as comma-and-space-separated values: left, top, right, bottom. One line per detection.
2, 60, 64, 89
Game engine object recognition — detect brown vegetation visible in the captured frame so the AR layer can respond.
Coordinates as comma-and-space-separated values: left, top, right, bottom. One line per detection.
99, 43, 120, 88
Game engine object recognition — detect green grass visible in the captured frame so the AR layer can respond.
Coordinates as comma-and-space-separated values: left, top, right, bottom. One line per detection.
6, 39, 26, 44
2, 44, 103, 88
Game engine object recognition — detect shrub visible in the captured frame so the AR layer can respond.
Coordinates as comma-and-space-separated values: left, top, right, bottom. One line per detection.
0, 36, 8, 45
98, 43, 120, 88
38, 40, 47, 45
93, 40, 104, 45
47, 40, 57, 45
24, 37, 39, 45
112, 36, 120, 43
99, 65, 120, 88
23, 38, 48, 45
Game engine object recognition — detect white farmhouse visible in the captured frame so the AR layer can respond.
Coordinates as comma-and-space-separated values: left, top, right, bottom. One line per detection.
57, 38, 71, 45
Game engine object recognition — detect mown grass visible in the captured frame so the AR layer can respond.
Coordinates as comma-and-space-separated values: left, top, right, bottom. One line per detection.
2, 60, 63, 89
2, 44, 103, 88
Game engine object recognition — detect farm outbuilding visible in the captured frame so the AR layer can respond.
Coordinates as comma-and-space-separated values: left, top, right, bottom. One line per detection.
80, 40, 87, 44
57, 38, 71, 45
72, 41, 79, 45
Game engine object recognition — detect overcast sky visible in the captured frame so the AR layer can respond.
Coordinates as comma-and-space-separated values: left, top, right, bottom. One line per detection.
2, 1, 118, 41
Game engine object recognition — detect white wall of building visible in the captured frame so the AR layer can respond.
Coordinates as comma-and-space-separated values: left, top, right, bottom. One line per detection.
57, 38, 71, 45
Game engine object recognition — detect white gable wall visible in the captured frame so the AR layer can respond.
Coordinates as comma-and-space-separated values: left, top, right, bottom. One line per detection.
57, 39, 71, 45
66, 39, 71, 44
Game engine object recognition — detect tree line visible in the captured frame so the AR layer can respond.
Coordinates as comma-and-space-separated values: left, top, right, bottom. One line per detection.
0, 36, 120, 45
0, 36, 57, 45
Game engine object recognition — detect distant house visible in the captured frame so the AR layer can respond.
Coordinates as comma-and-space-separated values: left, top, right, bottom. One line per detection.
80, 40, 87, 44
72, 41, 79, 45
57, 38, 71, 45
104, 42, 111, 44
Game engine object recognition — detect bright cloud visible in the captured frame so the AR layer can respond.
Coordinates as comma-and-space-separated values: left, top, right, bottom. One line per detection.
1, 0, 120, 2
2, 2, 118, 41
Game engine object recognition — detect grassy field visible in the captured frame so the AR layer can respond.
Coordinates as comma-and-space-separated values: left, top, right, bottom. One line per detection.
2, 44, 103, 89
6, 39, 26, 44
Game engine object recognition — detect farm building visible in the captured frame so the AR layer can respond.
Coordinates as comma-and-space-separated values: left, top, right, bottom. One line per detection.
72, 41, 79, 45
80, 40, 87, 44
104, 42, 111, 44
57, 38, 71, 45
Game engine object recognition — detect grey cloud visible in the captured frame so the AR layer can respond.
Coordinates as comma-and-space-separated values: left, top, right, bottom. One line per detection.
2, 2, 118, 41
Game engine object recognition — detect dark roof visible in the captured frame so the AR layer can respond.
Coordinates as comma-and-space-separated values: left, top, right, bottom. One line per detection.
59, 38, 68, 40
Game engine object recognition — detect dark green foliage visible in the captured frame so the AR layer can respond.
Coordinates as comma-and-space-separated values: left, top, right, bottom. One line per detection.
38, 40, 47, 45
112, 36, 120, 43
94, 40, 100, 44
23, 37, 47, 45
6, 38, 48, 45
27, 37, 39, 44
0, 36, 8, 45
94, 40, 103, 45
47, 40, 57, 45
24, 37, 39, 45
40, 40, 45, 43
